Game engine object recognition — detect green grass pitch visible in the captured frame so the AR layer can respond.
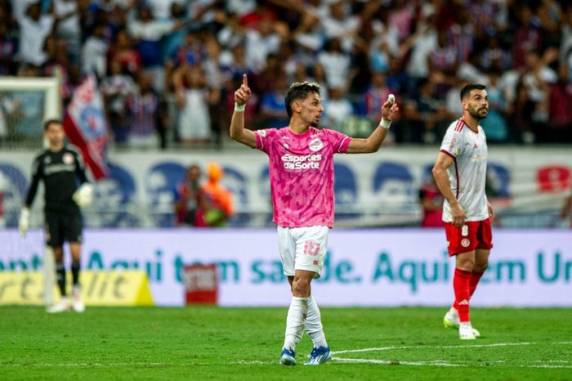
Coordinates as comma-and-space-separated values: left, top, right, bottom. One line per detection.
1, 306, 571, 380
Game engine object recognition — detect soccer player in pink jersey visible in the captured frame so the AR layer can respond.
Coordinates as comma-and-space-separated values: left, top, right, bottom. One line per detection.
432, 84, 495, 340
230, 75, 398, 365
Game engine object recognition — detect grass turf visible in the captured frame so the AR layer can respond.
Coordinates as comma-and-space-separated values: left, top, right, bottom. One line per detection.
0, 306, 571, 380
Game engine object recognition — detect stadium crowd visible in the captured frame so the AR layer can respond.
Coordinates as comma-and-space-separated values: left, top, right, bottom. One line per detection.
1, 0, 572, 148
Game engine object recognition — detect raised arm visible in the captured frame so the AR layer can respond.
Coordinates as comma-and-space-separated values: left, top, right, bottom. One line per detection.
347, 95, 399, 153
432, 152, 466, 227
229, 74, 257, 148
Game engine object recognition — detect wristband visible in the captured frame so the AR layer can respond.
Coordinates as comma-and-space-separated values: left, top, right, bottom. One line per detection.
234, 103, 246, 112
379, 118, 391, 129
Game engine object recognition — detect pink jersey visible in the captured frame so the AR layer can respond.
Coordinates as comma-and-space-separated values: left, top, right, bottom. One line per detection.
255, 126, 351, 228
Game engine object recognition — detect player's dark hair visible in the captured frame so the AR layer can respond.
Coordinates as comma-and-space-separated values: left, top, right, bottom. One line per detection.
284, 82, 321, 118
43, 119, 63, 131
460, 84, 487, 101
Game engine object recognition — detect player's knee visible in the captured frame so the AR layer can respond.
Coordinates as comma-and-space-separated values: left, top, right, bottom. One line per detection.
52, 247, 64, 262
474, 263, 488, 273
456, 257, 475, 272
292, 277, 310, 296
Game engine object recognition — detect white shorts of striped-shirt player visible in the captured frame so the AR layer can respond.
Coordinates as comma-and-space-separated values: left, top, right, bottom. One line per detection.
277, 225, 329, 279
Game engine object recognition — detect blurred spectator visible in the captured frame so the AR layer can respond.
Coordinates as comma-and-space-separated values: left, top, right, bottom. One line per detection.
82, 23, 109, 77
253, 53, 280, 95
370, 39, 392, 75
404, 12, 437, 82
305, 63, 329, 109
511, 80, 536, 143
0, 0, 570, 148
457, 51, 488, 85
126, 72, 161, 148
548, 64, 572, 143
109, 29, 141, 75
217, 12, 244, 51
203, 35, 225, 146
512, 5, 542, 70
444, 80, 464, 119
0, 20, 18, 75
259, 73, 288, 129
402, 78, 448, 143
175, 29, 203, 67
227, 0, 256, 17
175, 164, 206, 227
102, 60, 136, 146
320, 0, 359, 49
480, 70, 509, 143
419, 176, 444, 228
128, 5, 184, 90
54, 0, 81, 64
522, 49, 558, 142
561, 6, 572, 78
388, 0, 415, 41
244, 12, 280, 72
325, 87, 352, 127
480, 35, 512, 71
365, 72, 393, 122
17, 3, 55, 66
148, 0, 184, 20
201, 162, 234, 227
175, 65, 211, 144
318, 38, 350, 89
429, 30, 459, 78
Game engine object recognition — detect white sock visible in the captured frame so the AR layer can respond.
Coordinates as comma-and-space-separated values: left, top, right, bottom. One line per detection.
305, 295, 328, 348
283, 296, 308, 351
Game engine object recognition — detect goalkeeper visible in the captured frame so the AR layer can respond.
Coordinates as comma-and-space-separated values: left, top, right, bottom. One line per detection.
19, 119, 93, 313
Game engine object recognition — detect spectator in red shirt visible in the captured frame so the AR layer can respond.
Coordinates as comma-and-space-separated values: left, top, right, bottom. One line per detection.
419, 175, 444, 227
175, 164, 206, 227
548, 64, 572, 142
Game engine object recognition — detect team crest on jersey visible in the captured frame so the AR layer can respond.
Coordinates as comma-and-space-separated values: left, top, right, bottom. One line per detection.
44, 157, 51, 164
461, 238, 470, 248
309, 137, 323, 152
258, 130, 266, 138
63, 153, 74, 165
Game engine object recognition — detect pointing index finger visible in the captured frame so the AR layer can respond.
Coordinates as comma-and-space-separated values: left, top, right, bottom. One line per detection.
242, 74, 248, 87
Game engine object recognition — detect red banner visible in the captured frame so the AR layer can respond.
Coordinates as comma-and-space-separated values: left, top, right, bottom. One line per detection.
63, 76, 108, 180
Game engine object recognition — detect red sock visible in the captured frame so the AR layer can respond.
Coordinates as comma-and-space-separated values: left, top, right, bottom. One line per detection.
453, 268, 471, 323
469, 271, 485, 299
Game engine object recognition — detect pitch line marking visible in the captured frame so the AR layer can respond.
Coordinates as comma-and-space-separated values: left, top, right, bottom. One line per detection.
0, 362, 171, 368
332, 341, 572, 355
331, 357, 572, 369
332, 357, 459, 367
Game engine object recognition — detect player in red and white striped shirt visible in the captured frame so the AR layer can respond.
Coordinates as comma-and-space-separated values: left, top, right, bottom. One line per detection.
432, 84, 495, 340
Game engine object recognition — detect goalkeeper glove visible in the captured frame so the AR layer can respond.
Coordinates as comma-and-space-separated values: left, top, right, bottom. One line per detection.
19, 207, 30, 237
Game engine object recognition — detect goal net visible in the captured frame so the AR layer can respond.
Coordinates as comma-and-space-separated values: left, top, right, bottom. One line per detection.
0, 76, 61, 148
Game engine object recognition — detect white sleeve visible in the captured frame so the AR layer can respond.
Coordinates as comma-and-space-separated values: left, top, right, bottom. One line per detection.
440, 126, 463, 158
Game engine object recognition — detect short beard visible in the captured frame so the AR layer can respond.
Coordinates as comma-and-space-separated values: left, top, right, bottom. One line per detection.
468, 107, 487, 120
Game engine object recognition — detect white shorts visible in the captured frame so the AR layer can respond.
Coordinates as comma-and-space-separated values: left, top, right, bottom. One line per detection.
277, 225, 329, 278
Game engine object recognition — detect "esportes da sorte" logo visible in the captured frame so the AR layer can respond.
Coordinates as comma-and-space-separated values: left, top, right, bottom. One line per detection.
281, 154, 322, 170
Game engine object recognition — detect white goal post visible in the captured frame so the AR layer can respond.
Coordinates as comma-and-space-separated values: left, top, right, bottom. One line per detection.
0, 75, 62, 306
0, 75, 61, 145
0, 76, 61, 119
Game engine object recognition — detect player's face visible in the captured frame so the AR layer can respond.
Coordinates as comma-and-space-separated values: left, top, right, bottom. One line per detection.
44, 123, 65, 148
465, 90, 489, 120
299, 92, 324, 127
